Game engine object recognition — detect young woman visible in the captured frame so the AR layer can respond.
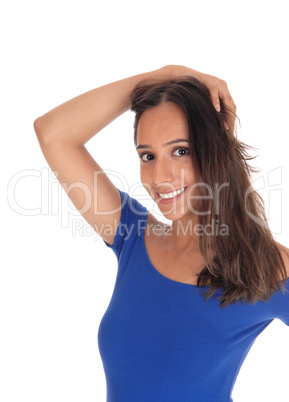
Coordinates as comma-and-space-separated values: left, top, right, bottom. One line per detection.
34, 65, 289, 402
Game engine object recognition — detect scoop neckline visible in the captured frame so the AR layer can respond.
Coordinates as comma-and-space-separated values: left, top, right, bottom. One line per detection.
139, 212, 289, 292
140, 213, 209, 289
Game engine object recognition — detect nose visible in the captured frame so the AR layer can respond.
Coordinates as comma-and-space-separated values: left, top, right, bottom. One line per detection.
152, 157, 174, 187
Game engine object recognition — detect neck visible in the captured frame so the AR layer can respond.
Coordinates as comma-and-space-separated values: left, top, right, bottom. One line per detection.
163, 214, 201, 254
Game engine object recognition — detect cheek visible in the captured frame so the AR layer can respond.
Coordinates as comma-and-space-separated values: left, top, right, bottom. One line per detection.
140, 167, 150, 184
140, 167, 154, 195
187, 170, 196, 184
182, 163, 196, 183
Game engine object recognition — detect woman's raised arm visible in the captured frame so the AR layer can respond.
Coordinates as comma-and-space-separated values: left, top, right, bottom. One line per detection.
34, 65, 235, 146
34, 66, 174, 146
33, 65, 235, 246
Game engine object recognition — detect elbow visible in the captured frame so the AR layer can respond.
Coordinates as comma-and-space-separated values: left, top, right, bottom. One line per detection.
33, 116, 47, 137
33, 116, 55, 146
33, 117, 41, 135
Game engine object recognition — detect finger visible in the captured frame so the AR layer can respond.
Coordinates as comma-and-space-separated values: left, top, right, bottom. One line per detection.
221, 93, 237, 113
218, 82, 237, 113
217, 87, 237, 131
208, 85, 221, 112
224, 108, 236, 133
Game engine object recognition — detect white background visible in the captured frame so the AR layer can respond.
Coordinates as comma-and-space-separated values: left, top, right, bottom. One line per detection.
1, 0, 289, 401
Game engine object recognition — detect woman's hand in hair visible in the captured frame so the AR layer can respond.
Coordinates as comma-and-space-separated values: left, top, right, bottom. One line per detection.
165, 65, 237, 131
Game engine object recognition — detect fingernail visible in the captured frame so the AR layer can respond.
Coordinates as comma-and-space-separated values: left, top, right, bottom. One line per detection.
215, 103, 221, 112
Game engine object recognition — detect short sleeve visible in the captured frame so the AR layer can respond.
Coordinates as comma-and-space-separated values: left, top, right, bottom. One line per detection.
271, 278, 289, 326
102, 188, 148, 259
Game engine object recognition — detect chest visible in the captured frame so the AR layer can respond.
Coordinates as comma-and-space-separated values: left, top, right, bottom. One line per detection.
144, 220, 206, 286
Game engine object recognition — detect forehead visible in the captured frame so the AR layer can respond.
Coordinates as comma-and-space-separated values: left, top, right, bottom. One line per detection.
136, 102, 189, 145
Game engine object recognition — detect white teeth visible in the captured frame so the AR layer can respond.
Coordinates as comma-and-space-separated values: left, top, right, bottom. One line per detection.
159, 187, 186, 199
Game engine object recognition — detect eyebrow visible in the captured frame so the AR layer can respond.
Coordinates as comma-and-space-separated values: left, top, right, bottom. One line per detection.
136, 139, 189, 150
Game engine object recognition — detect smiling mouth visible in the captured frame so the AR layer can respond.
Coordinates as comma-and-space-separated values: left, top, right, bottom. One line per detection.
157, 186, 187, 199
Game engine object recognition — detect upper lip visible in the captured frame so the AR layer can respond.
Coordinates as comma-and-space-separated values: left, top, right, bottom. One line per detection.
156, 186, 187, 195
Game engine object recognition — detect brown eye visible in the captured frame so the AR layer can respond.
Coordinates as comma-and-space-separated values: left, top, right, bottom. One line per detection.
139, 153, 154, 162
173, 147, 189, 156
138, 147, 189, 162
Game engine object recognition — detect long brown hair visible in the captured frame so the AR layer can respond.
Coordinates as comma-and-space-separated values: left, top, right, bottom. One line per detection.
130, 76, 288, 308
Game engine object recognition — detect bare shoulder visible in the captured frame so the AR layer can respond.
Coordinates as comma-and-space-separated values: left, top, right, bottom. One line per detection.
275, 241, 289, 279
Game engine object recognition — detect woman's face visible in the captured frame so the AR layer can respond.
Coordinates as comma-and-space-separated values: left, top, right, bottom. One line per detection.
136, 101, 197, 221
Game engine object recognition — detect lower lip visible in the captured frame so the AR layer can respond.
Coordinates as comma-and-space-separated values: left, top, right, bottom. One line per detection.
157, 187, 187, 204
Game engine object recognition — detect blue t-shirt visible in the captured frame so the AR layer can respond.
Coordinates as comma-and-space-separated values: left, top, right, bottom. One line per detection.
98, 189, 289, 402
